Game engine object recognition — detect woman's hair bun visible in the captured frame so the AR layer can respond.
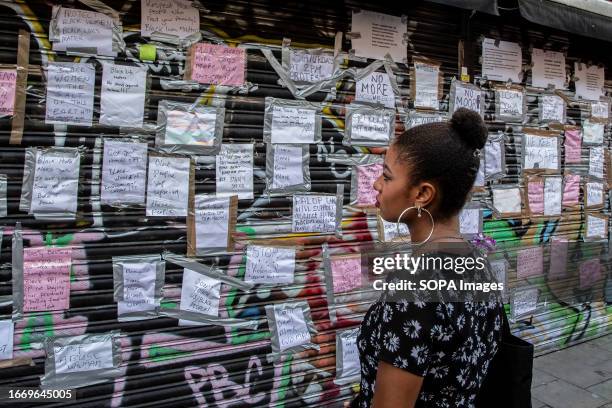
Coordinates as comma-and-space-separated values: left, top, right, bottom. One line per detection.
450, 108, 488, 150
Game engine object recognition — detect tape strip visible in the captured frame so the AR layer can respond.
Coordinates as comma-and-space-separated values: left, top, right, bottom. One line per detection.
9, 29, 29, 145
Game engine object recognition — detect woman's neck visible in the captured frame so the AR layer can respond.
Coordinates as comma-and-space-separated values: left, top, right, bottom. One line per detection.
407, 214, 461, 244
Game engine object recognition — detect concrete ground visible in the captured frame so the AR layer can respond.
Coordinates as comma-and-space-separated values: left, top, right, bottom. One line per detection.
532, 334, 612, 408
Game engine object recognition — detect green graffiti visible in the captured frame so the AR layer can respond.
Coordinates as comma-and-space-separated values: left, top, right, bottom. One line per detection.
276, 354, 293, 408
149, 344, 191, 362
230, 329, 269, 345
161, 301, 178, 309
44, 232, 74, 246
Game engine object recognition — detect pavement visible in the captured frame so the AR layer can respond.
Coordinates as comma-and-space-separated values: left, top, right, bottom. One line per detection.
532, 334, 612, 408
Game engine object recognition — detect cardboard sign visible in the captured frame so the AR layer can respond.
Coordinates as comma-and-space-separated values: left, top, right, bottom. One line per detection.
270, 105, 317, 144
289, 51, 334, 83
52, 6, 114, 56
292, 194, 337, 233
482, 38, 522, 82
531, 49, 566, 89
187, 43, 245, 86
45, 62, 95, 126
54, 341, 114, 373
351, 10, 407, 62
100, 64, 147, 128
331, 255, 362, 293
141, 0, 199, 39
146, 156, 190, 217
23, 247, 71, 312
0, 69, 17, 116
101, 141, 148, 205
179, 269, 221, 325
216, 144, 253, 200
355, 72, 395, 108
273, 304, 312, 351
356, 163, 382, 206
245, 246, 296, 284
194, 195, 231, 251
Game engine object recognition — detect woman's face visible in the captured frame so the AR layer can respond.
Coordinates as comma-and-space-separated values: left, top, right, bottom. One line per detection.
373, 145, 417, 223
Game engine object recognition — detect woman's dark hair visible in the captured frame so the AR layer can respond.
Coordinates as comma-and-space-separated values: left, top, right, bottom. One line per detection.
393, 108, 488, 219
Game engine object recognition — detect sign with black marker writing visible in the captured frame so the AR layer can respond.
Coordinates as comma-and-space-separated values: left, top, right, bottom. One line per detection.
245, 246, 296, 284
355, 72, 395, 108
413, 62, 439, 109
541, 95, 564, 123
452, 84, 482, 114
120, 262, 157, 313
101, 141, 147, 205
179, 268, 221, 326
216, 144, 253, 200
146, 156, 190, 217
497, 89, 523, 119
271, 106, 317, 144
0, 319, 14, 360
54, 341, 114, 374
52, 6, 114, 56
531, 49, 566, 89
289, 51, 334, 83
523, 134, 558, 171
292, 194, 337, 233
45, 62, 95, 126
271, 145, 304, 189
31, 150, 80, 217
273, 304, 312, 351
194, 195, 230, 251
349, 111, 392, 145
100, 64, 147, 128
141, 0, 199, 39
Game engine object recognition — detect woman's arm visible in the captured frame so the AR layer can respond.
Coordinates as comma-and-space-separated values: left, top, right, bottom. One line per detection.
371, 361, 424, 408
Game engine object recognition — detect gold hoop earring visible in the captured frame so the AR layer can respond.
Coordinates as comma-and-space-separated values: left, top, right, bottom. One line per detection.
396, 205, 435, 245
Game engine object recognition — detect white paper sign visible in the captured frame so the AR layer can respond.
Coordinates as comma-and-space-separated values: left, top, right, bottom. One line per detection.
216, 144, 253, 200
355, 72, 395, 108
165, 109, 218, 146
489, 259, 507, 286
591, 101, 609, 120
589, 147, 604, 179
453, 84, 482, 114
574, 63, 605, 101
273, 304, 311, 351
45, 62, 95, 126
404, 112, 446, 129
0, 320, 13, 361
271, 106, 317, 144
543, 177, 562, 216
492, 188, 521, 214
541, 95, 565, 123
583, 120, 604, 145
414, 62, 439, 109
350, 111, 392, 144
100, 64, 147, 128
146, 156, 190, 217
482, 38, 523, 83
179, 269, 221, 326
122, 262, 157, 313
381, 218, 409, 241
52, 6, 114, 56
485, 140, 503, 178
101, 141, 148, 205
245, 246, 296, 284
474, 158, 485, 187
141, 0, 200, 39
512, 288, 538, 317
351, 10, 407, 62
289, 51, 334, 83
459, 208, 480, 235
292, 194, 337, 233
497, 89, 524, 119
31, 150, 80, 217
272, 145, 304, 189
54, 341, 114, 374
587, 215, 607, 239
195, 195, 230, 251
586, 182, 604, 207
523, 135, 558, 171
531, 49, 566, 89
338, 332, 360, 380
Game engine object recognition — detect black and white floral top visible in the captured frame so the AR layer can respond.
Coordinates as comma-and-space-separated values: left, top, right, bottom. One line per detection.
353, 250, 503, 407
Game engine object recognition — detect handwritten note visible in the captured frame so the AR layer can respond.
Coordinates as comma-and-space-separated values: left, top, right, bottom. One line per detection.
512, 288, 538, 317
194, 195, 230, 251
356, 163, 382, 206
453, 83, 482, 114
414, 62, 439, 109
330, 255, 362, 294
146, 156, 190, 217
586, 215, 607, 239
562, 174, 580, 207
591, 101, 609, 120
179, 268, 221, 325
541, 95, 564, 123
497, 89, 523, 120
52, 6, 114, 56
23, 247, 71, 312
459, 208, 481, 235
188, 43, 245, 86
292, 194, 337, 233
351, 10, 407, 62
589, 147, 604, 179
101, 141, 147, 205
583, 120, 604, 145
543, 177, 562, 216
574, 63, 604, 101
523, 134, 558, 171
484, 139, 503, 178
350, 111, 393, 144
141, 0, 199, 39
381, 218, 409, 241
548, 239, 568, 280
338, 331, 360, 380
273, 304, 311, 351
31, 150, 80, 217
100, 63, 147, 128
355, 72, 395, 108
489, 259, 507, 286
245, 246, 296, 284
289, 50, 334, 83
121, 262, 157, 313
527, 181, 544, 214
404, 111, 446, 129
165, 109, 217, 146
55, 341, 114, 374
586, 182, 604, 207
482, 38, 522, 82
0, 320, 14, 360
517, 247, 544, 279
270, 105, 317, 144
531, 49, 566, 89
474, 158, 485, 188
579, 259, 602, 289
271, 145, 304, 189
216, 144, 253, 200
492, 187, 521, 215
0, 69, 16, 116
45, 62, 95, 126
564, 129, 582, 164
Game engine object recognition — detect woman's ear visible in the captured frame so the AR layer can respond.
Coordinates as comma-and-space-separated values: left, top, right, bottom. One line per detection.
415, 182, 436, 208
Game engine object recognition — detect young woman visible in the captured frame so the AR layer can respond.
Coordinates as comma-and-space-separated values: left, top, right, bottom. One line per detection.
352, 108, 504, 407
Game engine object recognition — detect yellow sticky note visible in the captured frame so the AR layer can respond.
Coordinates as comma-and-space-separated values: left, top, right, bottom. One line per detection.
140, 44, 156, 62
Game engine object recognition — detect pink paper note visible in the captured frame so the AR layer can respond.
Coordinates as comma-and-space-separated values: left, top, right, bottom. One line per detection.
562, 174, 580, 207
548, 238, 568, 280
579, 258, 601, 289
331, 255, 362, 294
527, 181, 544, 214
23, 247, 71, 312
189, 44, 245, 86
564, 129, 582, 164
516, 246, 543, 279
0, 69, 17, 116
356, 163, 382, 206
